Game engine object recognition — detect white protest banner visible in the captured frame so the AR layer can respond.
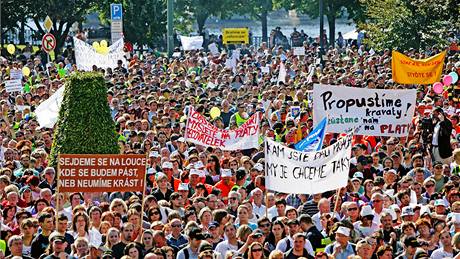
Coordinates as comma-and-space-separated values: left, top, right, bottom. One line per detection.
73, 37, 127, 71
4, 80, 22, 93
208, 43, 219, 56
278, 62, 286, 83
293, 47, 305, 56
180, 36, 203, 51
265, 133, 353, 194
261, 66, 270, 74
35, 86, 65, 128
185, 107, 260, 150
313, 84, 416, 137
9, 69, 22, 80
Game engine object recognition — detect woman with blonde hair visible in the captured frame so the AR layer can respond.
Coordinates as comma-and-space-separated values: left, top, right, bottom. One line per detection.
104, 227, 120, 249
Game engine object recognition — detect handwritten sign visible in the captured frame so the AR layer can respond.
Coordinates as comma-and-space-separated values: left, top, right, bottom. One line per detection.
313, 84, 416, 137
265, 133, 352, 194
185, 107, 260, 150
58, 154, 147, 192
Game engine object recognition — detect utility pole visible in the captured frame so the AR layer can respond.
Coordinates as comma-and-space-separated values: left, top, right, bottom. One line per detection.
167, 0, 174, 57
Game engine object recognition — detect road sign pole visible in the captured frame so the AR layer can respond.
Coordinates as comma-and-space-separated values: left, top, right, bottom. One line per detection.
167, 0, 174, 57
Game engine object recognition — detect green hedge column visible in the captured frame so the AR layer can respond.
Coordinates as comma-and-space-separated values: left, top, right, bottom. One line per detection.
49, 72, 120, 167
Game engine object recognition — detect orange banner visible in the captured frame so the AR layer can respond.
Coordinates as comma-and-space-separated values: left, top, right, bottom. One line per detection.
58, 154, 147, 193
392, 51, 446, 84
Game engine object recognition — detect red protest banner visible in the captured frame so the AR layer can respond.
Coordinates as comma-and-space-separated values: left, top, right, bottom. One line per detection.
58, 154, 147, 192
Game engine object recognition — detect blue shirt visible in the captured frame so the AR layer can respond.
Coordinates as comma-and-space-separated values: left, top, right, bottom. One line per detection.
325, 242, 355, 259
167, 233, 188, 248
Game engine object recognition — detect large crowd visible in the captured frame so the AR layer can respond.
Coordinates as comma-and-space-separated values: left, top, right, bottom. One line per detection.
0, 28, 459, 259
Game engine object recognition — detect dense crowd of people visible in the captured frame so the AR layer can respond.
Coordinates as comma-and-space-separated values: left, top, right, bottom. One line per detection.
0, 28, 459, 259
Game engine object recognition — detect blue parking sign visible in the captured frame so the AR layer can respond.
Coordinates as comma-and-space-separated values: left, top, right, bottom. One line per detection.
110, 4, 123, 20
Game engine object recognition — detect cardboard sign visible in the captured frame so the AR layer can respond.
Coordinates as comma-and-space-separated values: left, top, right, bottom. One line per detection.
265, 133, 352, 194
185, 107, 260, 150
4, 80, 22, 93
58, 154, 147, 192
313, 84, 416, 137
392, 51, 446, 84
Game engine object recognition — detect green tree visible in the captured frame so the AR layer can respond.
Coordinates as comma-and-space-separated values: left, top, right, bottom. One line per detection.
24, 0, 96, 53
236, 0, 274, 43
175, 0, 234, 34
49, 72, 119, 168
277, 0, 356, 47
95, 0, 167, 48
360, 0, 456, 51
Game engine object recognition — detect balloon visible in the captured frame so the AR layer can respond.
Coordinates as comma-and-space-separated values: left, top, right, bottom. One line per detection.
210, 107, 221, 119
100, 40, 108, 48
443, 75, 453, 86
99, 46, 109, 55
6, 44, 15, 55
92, 42, 100, 50
433, 82, 444, 94
449, 71, 458, 84
22, 67, 30, 77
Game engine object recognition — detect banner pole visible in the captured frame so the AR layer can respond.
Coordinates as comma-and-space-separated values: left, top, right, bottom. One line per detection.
264, 139, 268, 219
55, 154, 61, 228
333, 188, 341, 215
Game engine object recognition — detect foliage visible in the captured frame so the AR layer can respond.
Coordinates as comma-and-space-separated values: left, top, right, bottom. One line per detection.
49, 72, 119, 167
359, 0, 457, 51
235, 0, 274, 42
175, 0, 235, 34
21, 0, 97, 53
275, 0, 357, 46
95, 0, 167, 48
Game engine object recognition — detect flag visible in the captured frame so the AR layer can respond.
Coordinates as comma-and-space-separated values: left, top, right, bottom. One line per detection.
35, 86, 65, 128
294, 117, 327, 152
277, 62, 286, 83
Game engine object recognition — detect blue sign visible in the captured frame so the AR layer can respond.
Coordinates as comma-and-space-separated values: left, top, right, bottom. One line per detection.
295, 117, 328, 152
110, 4, 123, 20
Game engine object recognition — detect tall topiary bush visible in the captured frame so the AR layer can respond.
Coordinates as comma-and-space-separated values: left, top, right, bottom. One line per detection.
49, 72, 119, 167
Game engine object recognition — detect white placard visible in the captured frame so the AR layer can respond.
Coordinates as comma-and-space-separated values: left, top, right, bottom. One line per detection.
35, 86, 65, 128
180, 36, 203, 51
73, 37, 127, 72
208, 43, 219, 56
4, 80, 22, 93
265, 133, 353, 194
9, 69, 22, 80
293, 47, 305, 56
313, 84, 417, 137
261, 66, 270, 74
185, 107, 260, 150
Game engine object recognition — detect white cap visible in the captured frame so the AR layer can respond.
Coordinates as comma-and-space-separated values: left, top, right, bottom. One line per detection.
434, 199, 446, 207
190, 169, 201, 176
386, 169, 397, 175
384, 208, 397, 221
420, 205, 431, 216
401, 206, 415, 217
178, 183, 189, 191
221, 169, 232, 178
177, 137, 185, 142
336, 226, 351, 237
194, 161, 205, 168
147, 168, 156, 175
353, 171, 364, 179
162, 162, 173, 169
384, 189, 395, 197
451, 213, 460, 224
253, 163, 263, 171
149, 151, 160, 158
360, 205, 374, 217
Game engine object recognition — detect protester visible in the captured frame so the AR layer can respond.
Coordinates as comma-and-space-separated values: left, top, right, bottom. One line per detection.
0, 27, 459, 259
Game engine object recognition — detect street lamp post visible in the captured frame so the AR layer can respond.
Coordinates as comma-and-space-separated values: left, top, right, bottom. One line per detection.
167, 0, 174, 57
319, 0, 324, 51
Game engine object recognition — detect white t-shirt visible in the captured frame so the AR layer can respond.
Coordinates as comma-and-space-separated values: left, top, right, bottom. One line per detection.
430, 247, 453, 259
215, 240, 239, 259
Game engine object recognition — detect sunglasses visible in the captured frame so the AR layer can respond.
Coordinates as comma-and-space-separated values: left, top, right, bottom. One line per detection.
171, 224, 181, 228
425, 184, 434, 188
259, 223, 271, 228
252, 248, 263, 252
347, 207, 358, 211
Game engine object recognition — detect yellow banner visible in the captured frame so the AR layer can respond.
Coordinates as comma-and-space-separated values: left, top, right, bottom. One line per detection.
392, 51, 446, 84
222, 28, 249, 45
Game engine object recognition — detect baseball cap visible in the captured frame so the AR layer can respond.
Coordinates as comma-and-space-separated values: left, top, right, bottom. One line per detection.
401, 206, 415, 217
162, 162, 173, 169
336, 226, 351, 237
49, 232, 66, 243
434, 199, 446, 207
253, 163, 263, 172
178, 183, 189, 191
403, 236, 419, 247
360, 205, 374, 217
208, 221, 220, 229
221, 169, 232, 178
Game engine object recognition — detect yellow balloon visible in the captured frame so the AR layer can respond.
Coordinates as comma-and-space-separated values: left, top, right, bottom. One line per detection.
210, 107, 221, 119
92, 42, 100, 50
100, 46, 109, 55
100, 40, 108, 48
6, 44, 15, 55
22, 67, 31, 77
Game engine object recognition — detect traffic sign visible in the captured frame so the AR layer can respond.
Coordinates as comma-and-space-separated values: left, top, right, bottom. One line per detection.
44, 16, 53, 32
42, 33, 56, 53
111, 4, 123, 20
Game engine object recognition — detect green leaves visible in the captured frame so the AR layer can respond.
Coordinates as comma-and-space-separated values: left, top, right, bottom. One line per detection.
49, 72, 120, 168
